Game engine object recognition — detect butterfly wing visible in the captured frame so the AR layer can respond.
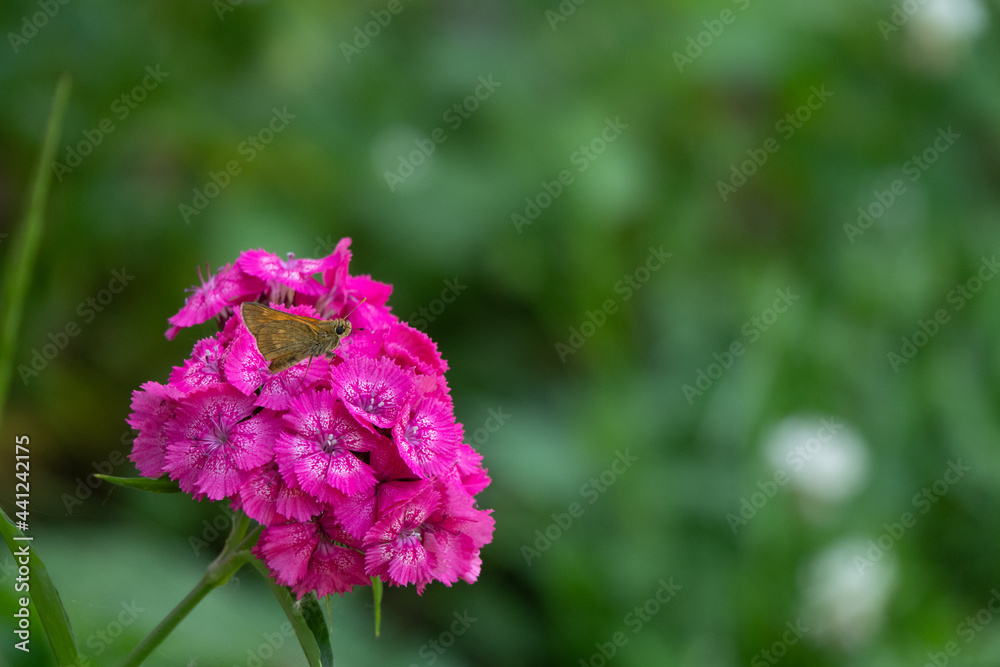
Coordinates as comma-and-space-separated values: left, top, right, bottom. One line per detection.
241, 303, 326, 371
265, 349, 308, 373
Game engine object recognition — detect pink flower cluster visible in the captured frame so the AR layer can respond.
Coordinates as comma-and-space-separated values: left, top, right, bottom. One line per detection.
126, 240, 493, 597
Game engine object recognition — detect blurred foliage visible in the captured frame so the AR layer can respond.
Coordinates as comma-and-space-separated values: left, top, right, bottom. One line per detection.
2, 0, 1000, 665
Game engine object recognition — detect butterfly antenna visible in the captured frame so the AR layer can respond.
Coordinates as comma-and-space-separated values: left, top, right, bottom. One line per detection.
344, 296, 367, 319
344, 296, 367, 333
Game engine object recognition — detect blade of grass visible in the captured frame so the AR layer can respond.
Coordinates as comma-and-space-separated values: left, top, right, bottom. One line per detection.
0, 73, 72, 432
0, 506, 80, 665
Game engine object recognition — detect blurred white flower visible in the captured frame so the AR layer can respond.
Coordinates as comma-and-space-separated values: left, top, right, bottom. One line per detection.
906, 0, 988, 74
799, 539, 897, 650
917, 0, 988, 42
763, 414, 869, 504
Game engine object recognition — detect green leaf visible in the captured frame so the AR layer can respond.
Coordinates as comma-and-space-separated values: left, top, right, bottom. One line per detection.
372, 576, 383, 637
303, 593, 335, 666
0, 73, 71, 432
251, 559, 330, 667
94, 474, 181, 493
0, 506, 80, 665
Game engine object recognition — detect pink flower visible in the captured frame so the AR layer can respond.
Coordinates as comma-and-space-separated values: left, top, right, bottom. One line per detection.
255, 515, 369, 597
319, 238, 352, 295
166, 264, 262, 339
169, 337, 226, 394
222, 322, 270, 396
238, 249, 327, 299
312, 238, 353, 316
392, 393, 462, 478
239, 462, 323, 525
382, 324, 448, 376
256, 357, 330, 410
424, 478, 495, 586
275, 391, 383, 501
127, 381, 183, 477
164, 385, 281, 500
361, 477, 494, 592
369, 432, 416, 482
127, 240, 494, 600
453, 443, 492, 496
329, 487, 377, 541
347, 275, 392, 307
331, 356, 415, 430
364, 481, 439, 590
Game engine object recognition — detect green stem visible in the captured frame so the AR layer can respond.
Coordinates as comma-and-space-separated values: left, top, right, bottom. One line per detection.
119, 522, 261, 667
223, 510, 252, 551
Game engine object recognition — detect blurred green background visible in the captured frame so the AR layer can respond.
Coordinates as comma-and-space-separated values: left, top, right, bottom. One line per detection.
2, 0, 1000, 665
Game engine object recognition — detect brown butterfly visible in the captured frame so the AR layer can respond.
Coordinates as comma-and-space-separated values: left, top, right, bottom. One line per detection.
240, 302, 355, 373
